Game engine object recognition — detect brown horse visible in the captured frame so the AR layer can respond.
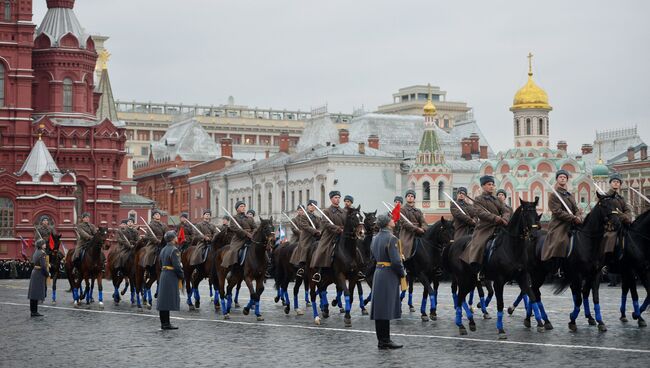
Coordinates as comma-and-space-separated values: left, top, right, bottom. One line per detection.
217, 217, 276, 320
45, 233, 63, 304
108, 236, 146, 306
272, 236, 315, 316
133, 238, 161, 310
64, 227, 108, 308
181, 227, 233, 311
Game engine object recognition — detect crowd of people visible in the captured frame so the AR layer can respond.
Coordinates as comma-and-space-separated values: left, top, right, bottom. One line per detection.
0, 259, 34, 279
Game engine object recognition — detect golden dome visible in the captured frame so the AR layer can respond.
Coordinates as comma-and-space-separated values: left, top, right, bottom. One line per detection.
510, 53, 552, 111
423, 83, 437, 116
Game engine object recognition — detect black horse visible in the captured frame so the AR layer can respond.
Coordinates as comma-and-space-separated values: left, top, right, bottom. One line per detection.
309, 206, 365, 326
611, 208, 650, 327
447, 198, 540, 338
553, 191, 620, 332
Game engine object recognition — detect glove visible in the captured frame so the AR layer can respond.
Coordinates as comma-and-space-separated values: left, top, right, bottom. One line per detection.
416, 228, 425, 234
573, 216, 582, 225
314, 231, 321, 237
246, 232, 253, 239
335, 227, 343, 234
497, 217, 508, 226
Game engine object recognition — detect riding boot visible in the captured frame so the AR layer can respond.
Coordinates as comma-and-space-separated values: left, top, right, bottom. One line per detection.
30, 299, 43, 317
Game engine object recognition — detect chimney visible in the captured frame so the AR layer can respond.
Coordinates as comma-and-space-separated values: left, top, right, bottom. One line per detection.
627, 146, 635, 162
265, 150, 270, 159
220, 137, 233, 158
279, 131, 290, 154
339, 129, 349, 144
641, 144, 648, 161
581, 144, 593, 155
461, 138, 472, 160
479, 145, 488, 159
358, 142, 366, 155
469, 133, 480, 155
557, 140, 567, 152
367, 135, 379, 150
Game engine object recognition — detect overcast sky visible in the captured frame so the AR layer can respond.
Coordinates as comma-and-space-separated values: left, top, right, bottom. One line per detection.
34, 1, 650, 152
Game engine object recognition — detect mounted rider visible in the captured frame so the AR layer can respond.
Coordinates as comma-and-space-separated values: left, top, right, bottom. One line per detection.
496, 189, 513, 221
459, 175, 509, 281
189, 209, 219, 266
601, 173, 633, 267
310, 191, 346, 283
141, 209, 167, 268
450, 187, 476, 240
290, 199, 321, 277
398, 189, 427, 260
34, 215, 56, 246
221, 201, 257, 268
176, 212, 196, 251
541, 169, 582, 277
113, 219, 137, 277
72, 212, 99, 275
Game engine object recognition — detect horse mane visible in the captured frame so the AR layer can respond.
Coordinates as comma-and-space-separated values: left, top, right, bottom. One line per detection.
632, 208, 650, 231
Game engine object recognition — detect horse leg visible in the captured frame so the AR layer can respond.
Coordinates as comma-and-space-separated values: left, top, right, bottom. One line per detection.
234, 281, 242, 308
304, 277, 311, 307
242, 275, 256, 317
357, 281, 368, 315
420, 284, 429, 322
518, 273, 543, 332
193, 271, 202, 309
494, 279, 506, 339
342, 275, 354, 327
293, 275, 304, 316
620, 272, 631, 322
224, 275, 235, 319
255, 276, 265, 321
455, 282, 474, 335
568, 281, 582, 332
582, 282, 597, 326
282, 280, 291, 315
508, 291, 524, 315
209, 279, 214, 302
431, 279, 440, 321
51, 273, 57, 304
590, 275, 607, 332
475, 281, 490, 319
408, 277, 415, 313
112, 275, 121, 304
309, 280, 320, 324
97, 276, 104, 309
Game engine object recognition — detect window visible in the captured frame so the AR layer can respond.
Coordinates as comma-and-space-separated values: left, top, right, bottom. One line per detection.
437, 181, 444, 202
141, 146, 149, 156
443, 119, 450, 129
291, 191, 295, 210
298, 190, 303, 206
281, 190, 286, 212
0, 197, 13, 237
306, 189, 310, 202
4, 1, 10, 21
515, 119, 520, 135
268, 192, 272, 215
423, 181, 430, 201
63, 78, 73, 112
257, 193, 261, 212
538, 118, 544, 135
525, 118, 531, 135
320, 185, 325, 206
0, 63, 4, 106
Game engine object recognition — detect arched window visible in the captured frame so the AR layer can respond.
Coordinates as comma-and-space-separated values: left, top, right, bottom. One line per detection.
538, 118, 544, 135
4, 0, 10, 21
0, 197, 14, 237
438, 181, 445, 203
525, 118, 531, 135
423, 181, 430, 201
257, 193, 261, 212
0, 63, 4, 106
320, 184, 325, 206
281, 190, 286, 212
515, 119, 520, 135
63, 78, 73, 112
268, 192, 272, 215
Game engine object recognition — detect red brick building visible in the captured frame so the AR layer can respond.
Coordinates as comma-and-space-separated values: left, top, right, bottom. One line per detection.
0, 0, 138, 258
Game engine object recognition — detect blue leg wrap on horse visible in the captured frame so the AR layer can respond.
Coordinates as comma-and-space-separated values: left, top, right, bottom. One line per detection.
452, 293, 458, 306
583, 297, 592, 318
155, 283, 159, 296
194, 287, 200, 301
400, 290, 406, 300
336, 290, 343, 307
479, 297, 487, 313
523, 294, 529, 309
633, 300, 640, 318
52, 289, 56, 301
255, 299, 261, 316
525, 297, 532, 318
531, 302, 542, 321
455, 307, 462, 326
98, 290, 103, 302
148, 289, 153, 303
220, 298, 227, 314
226, 295, 232, 312
429, 294, 437, 312
538, 302, 548, 320
214, 290, 220, 304
462, 301, 473, 320
187, 294, 193, 305
359, 292, 365, 309
305, 290, 309, 303
72, 288, 77, 301
468, 290, 474, 305
433, 290, 438, 308
320, 291, 328, 307
497, 311, 504, 330
130, 290, 135, 304
234, 287, 240, 303
594, 303, 602, 322
420, 295, 427, 314
294, 293, 299, 309
641, 298, 649, 313
277, 287, 282, 299
312, 299, 319, 317
513, 292, 524, 307
209, 285, 213, 298
136, 292, 141, 307
284, 290, 290, 307
485, 295, 492, 307
247, 299, 254, 309
408, 292, 413, 306
345, 295, 351, 313
621, 294, 627, 314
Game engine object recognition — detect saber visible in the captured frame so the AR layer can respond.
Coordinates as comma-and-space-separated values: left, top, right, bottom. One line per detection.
222, 207, 243, 230
139, 216, 156, 237
591, 180, 607, 195
381, 201, 414, 227
282, 212, 299, 230
312, 204, 334, 225
629, 186, 650, 205
186, 220, 206, 239
299, 205, 317, 229
118, 230, 131, 245
443, 192, 467, 216
34, 226, 44, 241
541, 181, 574, 216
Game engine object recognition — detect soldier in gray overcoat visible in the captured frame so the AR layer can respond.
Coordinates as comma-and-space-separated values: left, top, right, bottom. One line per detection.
370, 214, 405, 350
28, 240, 49, 317
290, 200, 321, 276
157, 231, 184, 330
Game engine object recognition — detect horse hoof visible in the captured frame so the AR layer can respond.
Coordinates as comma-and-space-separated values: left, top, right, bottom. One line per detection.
331, 299, 338, 307
214, 305, 220, 313
339, 308, 345, 314
243, 307, 250, 316
195, 301, 200, 309
146, 304, 152, 310
284, 306, 290, 315
235, 303, 241, 308
524, 318, 531, 328
322, 311, 330, 319
420, 315, 429, 322
98, 302, 104, 309
632, 313, 639, 320
469, 320, 477, 332
73, 303, 79, 309
430, 311, 437, 321
188, 305, 195, 311
306, 302, 312, 307
598, 323, 607, 332
314, 317, 321, 325
537, 324, 545, 333
544, 321, 554, 330
470, 306, 475, 314
137, 307, 143, 313
638, 318, 647, 328
344, 318, 352, 327
51, 300, 56, 305
296, 308, 304, 316
620, 316, 628, 323
568, 322, 577, 332
409, 306, 415, 313
361, 308, 369, 316
498, 330, 507, 339
224, 314, 230, 320
483, 313, 491, 320
587, 317, 597, 326
154, 293, 158, 298
459, 325, 467, 335
257, 315, 265, 321
274, 296, 280, 303
210, 297, 214, 303
507, 306, 515, 315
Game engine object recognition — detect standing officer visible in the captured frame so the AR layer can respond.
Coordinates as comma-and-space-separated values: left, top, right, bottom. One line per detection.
450, 187, 476, 240
157, 230, 184, 330
399, 189, 427, 260
290, 200, 321, 277
370, 214, 405, 350
28, 239, 49, 317
221, 201, 257, 268
190, 210, 218, 266
460, 175, 508, 281
310, 191, 346, 282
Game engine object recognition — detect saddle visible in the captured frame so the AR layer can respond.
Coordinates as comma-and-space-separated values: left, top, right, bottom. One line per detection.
484, 238, 497, 264
238, 243, 249, 265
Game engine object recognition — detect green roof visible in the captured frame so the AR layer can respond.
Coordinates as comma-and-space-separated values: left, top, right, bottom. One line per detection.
418, 129, 441, 153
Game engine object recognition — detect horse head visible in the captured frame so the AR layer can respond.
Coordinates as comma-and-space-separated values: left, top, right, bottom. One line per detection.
424, 217, 454, 248
344, 205, 365, 240
362, 210, 377, 234
254, 217, 276, 249
212, 226, 234, 249
587, 192, 621, 233
507, 197, 539, 240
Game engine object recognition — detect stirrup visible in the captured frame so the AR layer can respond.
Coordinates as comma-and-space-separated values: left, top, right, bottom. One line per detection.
357, 271, 365, 281
296, 268, 304, 277
477, 271, 485, 282
311, 272, 321, 283
601, 266, 608, 275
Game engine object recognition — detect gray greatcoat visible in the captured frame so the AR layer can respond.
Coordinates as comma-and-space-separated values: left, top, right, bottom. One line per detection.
156, 243, 184, 311
27, 248, 48, 301
450, 200, 476, 240
310, 205, 346, 269
221, 213, 257, 267
370, 229, 406, 321
290, 212, 321, 266
398, 204, 427, 259
541, 186, 580, 261
601, 189, 633, 255
460, 191, 507, 265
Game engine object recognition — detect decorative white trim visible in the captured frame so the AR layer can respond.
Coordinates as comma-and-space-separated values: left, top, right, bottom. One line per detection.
16, 194, 76, 200
16, 181, 76, 186
86, 199, 122, 204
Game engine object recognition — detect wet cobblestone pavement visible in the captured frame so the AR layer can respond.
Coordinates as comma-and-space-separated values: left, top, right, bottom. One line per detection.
1, 279, 648, 367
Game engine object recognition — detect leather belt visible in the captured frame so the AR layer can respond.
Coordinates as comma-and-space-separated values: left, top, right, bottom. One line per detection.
33, 266, 42, 270
162, 266, 175, 270
376, 262, 391, 268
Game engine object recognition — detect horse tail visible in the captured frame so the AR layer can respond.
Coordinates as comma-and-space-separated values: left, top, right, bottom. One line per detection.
552, 276, 571, 295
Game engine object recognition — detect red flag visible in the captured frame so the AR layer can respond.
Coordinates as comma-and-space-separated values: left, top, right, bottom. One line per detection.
391, 202, 401, 223
178, 226, 186, 244
49, 234, 55, 250
19, 236, 29, 261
